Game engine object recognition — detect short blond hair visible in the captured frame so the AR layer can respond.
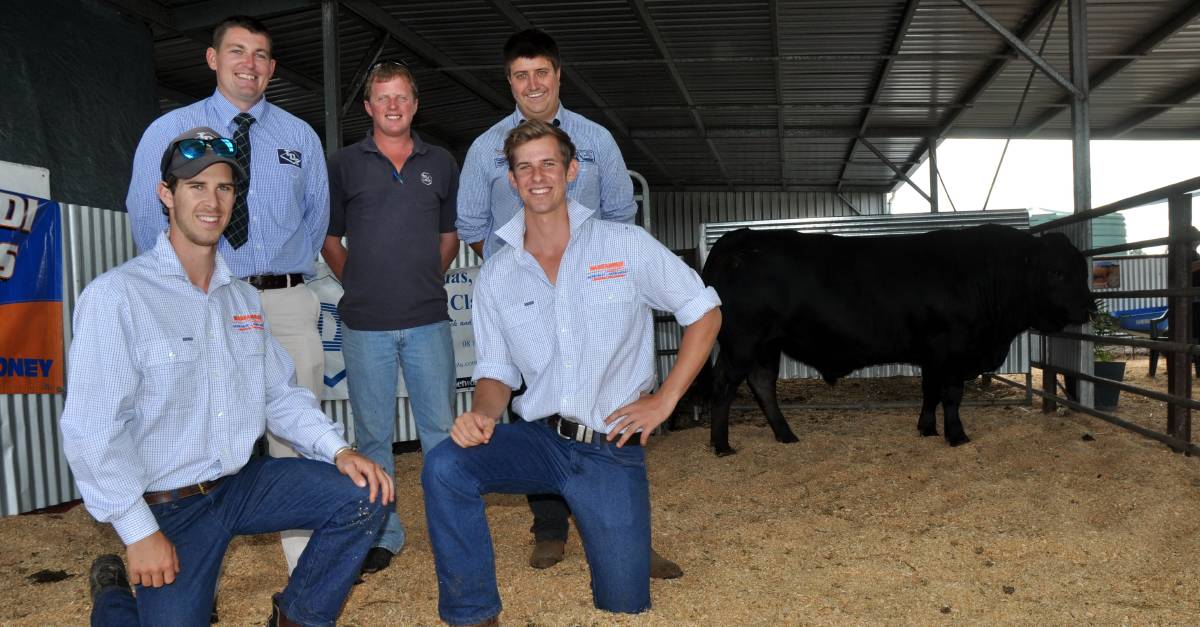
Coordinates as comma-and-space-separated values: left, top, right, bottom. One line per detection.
503, 120, 575, 171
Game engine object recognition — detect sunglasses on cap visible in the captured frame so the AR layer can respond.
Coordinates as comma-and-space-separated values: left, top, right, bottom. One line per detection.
160, 137, 238, 178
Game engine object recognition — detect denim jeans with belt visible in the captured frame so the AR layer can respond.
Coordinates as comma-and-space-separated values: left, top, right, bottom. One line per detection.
421, 419, 651, 625
341, 319, 456, 554
90, 457, 386, 627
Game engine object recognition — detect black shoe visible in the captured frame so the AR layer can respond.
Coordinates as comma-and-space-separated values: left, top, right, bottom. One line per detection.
211, 596, 219, 623
88, 554, 130, 602
267, 593, 300, 627
360, 547, 394, 575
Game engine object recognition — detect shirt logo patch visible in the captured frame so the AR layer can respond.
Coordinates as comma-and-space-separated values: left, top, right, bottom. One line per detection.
277, 149, 302, 168
494, 157, 508, 168
587, 261, 627, 282
232, 313, 265, 331
578, 149, 596, 163
421, 171, 433, 186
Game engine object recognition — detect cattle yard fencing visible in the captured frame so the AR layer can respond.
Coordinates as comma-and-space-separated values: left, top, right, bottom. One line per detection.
1022, 175, 1200, 456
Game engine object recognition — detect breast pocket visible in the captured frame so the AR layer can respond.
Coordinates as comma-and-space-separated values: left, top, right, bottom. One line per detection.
135, 338, 200, 418
229, 332, 267, 408
500, 303, 551, 375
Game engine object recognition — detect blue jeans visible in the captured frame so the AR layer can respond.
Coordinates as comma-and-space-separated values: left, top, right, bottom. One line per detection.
342, 320, 455, 554
421, 420, 651, 625
90, 457, 386, 627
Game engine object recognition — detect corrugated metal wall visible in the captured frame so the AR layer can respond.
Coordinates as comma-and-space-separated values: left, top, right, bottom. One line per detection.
649, 191, 886, 251
1094, 255, 1166, 314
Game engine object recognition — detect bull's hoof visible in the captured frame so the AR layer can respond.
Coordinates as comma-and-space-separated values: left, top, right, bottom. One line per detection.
775, 432, 800, 444
947, 434, 971, 447
918, 426, 939, 437
713, 444, 737, 457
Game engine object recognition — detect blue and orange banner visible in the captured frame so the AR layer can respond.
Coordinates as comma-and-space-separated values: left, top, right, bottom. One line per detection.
0, 190, 62, 394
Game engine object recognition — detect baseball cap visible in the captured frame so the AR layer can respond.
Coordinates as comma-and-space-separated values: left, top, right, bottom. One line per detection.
159, 127, 246, 182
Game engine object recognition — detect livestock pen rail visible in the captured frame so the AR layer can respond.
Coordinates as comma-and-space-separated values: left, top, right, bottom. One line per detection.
1013, 175, 1200, 456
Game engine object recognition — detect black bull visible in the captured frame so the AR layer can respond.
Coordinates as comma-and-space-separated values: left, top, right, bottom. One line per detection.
699, 224, 1093, 456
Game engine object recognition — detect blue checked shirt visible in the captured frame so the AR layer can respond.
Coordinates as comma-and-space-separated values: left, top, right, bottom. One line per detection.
126, 90, 329, 278
472, 201, 720, 432
456, 105, 638, 259
60, 233, 348, 545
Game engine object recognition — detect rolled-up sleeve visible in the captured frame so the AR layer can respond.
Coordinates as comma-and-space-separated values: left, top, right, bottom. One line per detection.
469, 268, 523, 389
632, 228, 721, 326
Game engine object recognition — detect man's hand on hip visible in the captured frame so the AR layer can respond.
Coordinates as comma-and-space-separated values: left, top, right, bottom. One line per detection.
335, 449, 395, 505
450, 412, 496, 448
604, 391, 677, 447
126, 531, 179, 588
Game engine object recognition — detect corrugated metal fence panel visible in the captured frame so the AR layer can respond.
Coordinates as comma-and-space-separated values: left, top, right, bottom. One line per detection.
0, 203, 136, 516
649, 191, 887, 251
695, 210, 1034, 379
1093, 255, 1166, 314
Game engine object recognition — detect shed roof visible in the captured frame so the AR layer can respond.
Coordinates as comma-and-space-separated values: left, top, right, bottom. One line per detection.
105, 0, 1200, 193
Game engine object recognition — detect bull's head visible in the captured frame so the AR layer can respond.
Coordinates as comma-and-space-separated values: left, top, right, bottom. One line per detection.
1030, 232, 1094, 332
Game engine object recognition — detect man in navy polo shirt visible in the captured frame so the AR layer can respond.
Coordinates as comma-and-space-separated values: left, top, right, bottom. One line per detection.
322, 61, 460, 575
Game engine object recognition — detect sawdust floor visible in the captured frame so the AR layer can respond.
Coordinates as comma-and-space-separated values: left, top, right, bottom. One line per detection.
3, 356, 1198, 625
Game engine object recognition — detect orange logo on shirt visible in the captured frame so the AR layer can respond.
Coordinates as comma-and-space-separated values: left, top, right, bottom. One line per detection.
587, 261, 627, 281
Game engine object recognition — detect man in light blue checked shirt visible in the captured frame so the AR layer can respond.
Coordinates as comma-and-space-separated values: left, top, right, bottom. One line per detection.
63, 126, 391, 626
124, 15, 329, 574
421, 120, 721, 624
456, 27, 690, 579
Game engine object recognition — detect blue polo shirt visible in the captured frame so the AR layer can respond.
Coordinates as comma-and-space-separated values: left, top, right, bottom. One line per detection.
327, 132, 459, 330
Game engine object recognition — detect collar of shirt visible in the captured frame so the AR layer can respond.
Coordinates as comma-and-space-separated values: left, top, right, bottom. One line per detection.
151, 230, 235, 293
494, 199, 595, 260
357, 130, 431, 157
511, 103, 567, 128
206, 89, 270, 133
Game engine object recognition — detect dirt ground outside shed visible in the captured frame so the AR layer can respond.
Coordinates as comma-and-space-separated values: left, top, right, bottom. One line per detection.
2, 356, 1198, 625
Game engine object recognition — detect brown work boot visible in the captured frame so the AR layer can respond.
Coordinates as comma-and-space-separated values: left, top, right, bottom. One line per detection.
650, 547, 683, 579
529, 539, 566, 569
266, 593, 301, 627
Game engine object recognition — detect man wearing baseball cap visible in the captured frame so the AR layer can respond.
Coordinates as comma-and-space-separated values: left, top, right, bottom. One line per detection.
62, 127, 392, 625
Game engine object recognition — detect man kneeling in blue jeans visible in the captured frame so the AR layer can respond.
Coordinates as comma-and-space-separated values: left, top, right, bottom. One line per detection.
61, 127, 393, 626
420, 119, 721, 625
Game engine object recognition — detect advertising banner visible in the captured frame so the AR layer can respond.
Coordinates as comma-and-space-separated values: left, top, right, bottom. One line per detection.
308, 263, 479, 400
0, 190, 63, 394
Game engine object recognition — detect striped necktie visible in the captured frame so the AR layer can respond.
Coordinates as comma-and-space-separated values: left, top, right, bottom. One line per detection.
226, 112, 255, 248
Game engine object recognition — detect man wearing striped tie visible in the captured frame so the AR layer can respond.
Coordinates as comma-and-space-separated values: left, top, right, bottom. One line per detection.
125, 15, 329, 576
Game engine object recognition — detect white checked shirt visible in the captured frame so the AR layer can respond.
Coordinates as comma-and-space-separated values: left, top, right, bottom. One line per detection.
472, 201, 720, 433
60, 233, 348, 545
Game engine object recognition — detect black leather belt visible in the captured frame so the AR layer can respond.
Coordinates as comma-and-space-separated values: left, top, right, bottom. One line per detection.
244, 273, 304, 290
144, 478, 223, 505
546, 414, 642, 447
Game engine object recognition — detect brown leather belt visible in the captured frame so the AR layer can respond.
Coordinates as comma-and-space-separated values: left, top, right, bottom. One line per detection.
244, 273, 304, 290
546, 414, 642, 447
143, 478, 223, 506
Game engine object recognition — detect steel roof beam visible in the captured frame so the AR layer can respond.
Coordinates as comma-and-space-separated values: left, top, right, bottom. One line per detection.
341, 0, 511, 111
101, 0, 324, 94
340, 29, 390, 117
894, 0, 1060, 195
859, 138, 931, 203
837, 0, 920, 193
484, 0, 680, 188
1108, 74, 1200, 137
957, 0, 1082, 99
630, 0, 732, 188
1024, 0, 1200, 134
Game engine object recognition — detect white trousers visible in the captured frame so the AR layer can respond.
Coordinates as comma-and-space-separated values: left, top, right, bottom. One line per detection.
260, 283, 325, 574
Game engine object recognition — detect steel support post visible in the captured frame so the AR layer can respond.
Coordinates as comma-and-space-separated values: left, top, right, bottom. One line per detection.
927, 137, 939, 212
1067, 0, 1093, 408
1166, 193, 1193, 447
322, 0, 342, 155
